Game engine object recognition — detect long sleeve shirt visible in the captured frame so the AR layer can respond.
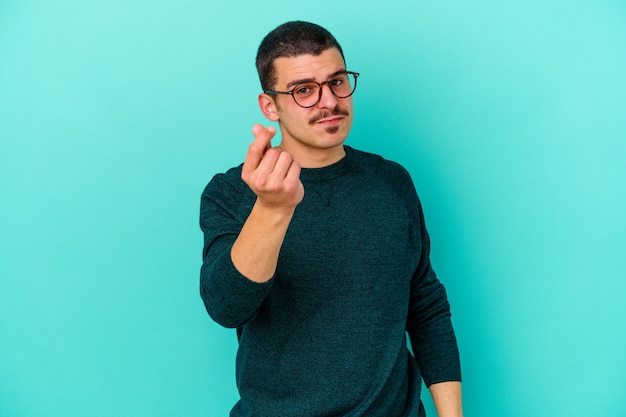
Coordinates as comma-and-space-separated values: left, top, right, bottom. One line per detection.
200, 146, 461, 417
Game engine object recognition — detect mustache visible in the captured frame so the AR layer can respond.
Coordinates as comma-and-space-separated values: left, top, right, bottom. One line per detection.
309, 106, 350, 124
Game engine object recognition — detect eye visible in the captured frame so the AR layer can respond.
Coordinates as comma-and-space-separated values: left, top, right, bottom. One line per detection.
329, 77, 344, 87
293, 83, 317, 97
329, 73, 349, 87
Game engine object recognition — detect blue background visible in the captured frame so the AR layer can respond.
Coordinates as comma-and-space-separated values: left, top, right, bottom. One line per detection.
1, 1, 625, 416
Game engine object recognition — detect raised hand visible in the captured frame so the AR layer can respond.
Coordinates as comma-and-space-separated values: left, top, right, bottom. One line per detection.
241, 124, 304, 210
231, 125, 304, 282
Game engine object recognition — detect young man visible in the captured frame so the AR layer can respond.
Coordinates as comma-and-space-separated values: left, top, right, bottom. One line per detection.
200, 21, 463, 417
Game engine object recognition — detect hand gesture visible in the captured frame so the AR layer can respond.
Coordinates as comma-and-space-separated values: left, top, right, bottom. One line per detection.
241, 125, 304, 210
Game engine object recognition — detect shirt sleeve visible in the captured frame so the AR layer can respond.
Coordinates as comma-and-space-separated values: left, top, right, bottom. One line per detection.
199, 172, 274, 328
405, 181, 462, 386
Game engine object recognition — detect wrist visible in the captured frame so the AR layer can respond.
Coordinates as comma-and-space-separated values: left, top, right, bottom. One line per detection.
252, 198, 298, 221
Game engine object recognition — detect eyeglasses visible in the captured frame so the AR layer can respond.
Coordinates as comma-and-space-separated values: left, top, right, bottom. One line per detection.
264, 71, 359, 108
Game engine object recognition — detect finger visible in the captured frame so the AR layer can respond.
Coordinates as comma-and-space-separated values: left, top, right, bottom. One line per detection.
252, 124, 276, 146
269, 150, 295, 180
255, 147, 282, 179
244, 125, 277, 173
285, 158, 302, 183
252, 123, 276, 139
283, 160, 303, 198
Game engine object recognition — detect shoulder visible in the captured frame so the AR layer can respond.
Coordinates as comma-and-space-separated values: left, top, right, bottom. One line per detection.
202, 164, 245, 198
346, 146, 422, 217
200, 164, 255, 214
346, 146, 414, 186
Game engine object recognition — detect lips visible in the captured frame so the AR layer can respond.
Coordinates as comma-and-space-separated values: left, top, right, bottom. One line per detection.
309, 106, 350, 125
315, 116, 344, 125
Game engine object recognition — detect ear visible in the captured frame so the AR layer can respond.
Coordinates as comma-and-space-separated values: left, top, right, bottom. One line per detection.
258, 93, 280, 122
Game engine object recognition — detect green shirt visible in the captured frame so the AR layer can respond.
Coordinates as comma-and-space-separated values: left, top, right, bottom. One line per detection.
200, 146, 461, 417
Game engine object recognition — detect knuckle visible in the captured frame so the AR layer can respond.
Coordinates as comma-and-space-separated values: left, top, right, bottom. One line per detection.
248, 142, 263, 155
253, 176, 268, 190
283, 179, 300, 194
240, 168, 252, 182
264, 148, 280, 160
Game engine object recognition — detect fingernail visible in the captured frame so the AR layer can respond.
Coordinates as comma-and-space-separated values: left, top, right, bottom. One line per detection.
267, 126, 276, 133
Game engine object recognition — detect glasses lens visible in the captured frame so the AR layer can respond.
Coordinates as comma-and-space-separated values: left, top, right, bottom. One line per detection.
293, 82, 321, 108
329, 72, 356, 98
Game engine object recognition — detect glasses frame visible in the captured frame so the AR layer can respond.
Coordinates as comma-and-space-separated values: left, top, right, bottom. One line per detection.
264, 71, 360, 108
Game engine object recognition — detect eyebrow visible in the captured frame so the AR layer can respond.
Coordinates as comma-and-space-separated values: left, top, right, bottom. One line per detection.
285, 69, 347, 89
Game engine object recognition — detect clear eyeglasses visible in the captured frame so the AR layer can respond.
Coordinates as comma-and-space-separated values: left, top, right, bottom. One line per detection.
264, 71, 359, 108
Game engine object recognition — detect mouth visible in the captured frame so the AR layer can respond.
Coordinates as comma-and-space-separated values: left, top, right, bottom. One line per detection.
309, 106, 350, 127
314, 116, 344, 126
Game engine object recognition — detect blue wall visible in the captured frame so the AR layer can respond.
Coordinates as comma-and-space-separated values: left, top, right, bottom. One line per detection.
1, 1, 625, 416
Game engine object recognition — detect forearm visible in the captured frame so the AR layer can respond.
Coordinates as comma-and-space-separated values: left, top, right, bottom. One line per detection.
230, 199, 295, 282
429, 381, 463, 417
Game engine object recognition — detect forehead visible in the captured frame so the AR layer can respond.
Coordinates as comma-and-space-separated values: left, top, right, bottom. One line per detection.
273, 47, 346, 88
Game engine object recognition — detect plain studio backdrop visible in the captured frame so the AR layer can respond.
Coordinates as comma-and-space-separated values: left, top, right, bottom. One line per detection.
1, 1, 625, 416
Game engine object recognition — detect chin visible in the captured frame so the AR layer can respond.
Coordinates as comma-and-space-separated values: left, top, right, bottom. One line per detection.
319, 119, 351, 138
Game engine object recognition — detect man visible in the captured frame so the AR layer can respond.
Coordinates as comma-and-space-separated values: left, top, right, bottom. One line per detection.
200, 21, 463, 417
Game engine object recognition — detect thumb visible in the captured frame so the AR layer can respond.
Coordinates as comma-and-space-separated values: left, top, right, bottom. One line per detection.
252, 124, 277, 143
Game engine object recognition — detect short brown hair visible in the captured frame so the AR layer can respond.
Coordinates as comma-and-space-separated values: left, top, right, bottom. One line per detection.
256, 21, 345, 91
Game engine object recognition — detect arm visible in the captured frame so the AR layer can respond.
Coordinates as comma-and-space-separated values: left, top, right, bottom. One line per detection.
429, 381, 463, 417
230, 124, 304, 282
199, 125, 303, 327
402, 177, 463, 409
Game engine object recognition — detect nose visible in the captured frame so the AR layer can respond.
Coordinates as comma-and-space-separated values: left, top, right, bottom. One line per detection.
317, 82, 339, 109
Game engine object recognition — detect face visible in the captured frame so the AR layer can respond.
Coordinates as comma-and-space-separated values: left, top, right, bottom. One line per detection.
258, 47, 354, 167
